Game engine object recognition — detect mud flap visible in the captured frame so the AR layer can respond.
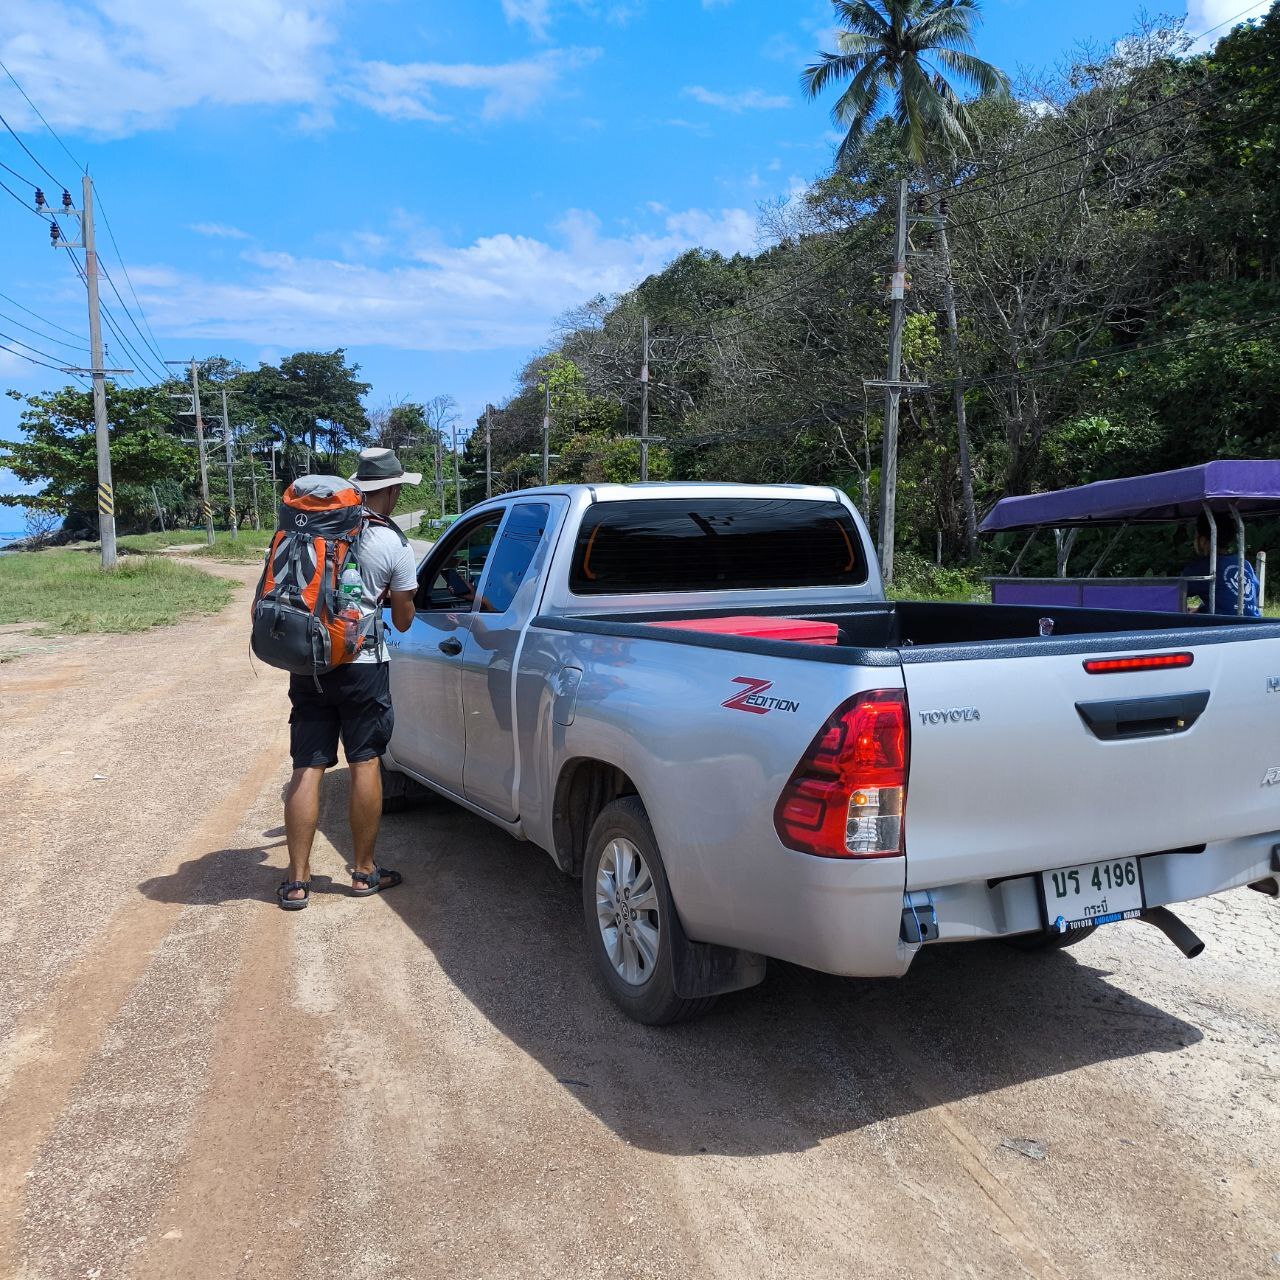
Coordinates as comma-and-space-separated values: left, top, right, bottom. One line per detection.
669, 905, 767, 999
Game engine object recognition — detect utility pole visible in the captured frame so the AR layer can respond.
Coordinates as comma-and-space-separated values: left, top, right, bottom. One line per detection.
54, 176, 131, 570
165, 359, 214, 545
935, 196, 976, 557
451, 422, 462, 514
485, 404, 493, 499
220, 387, 237, 538
639, 314, 650, 483
879, 179, 910, 586
151, 485, 166, 533
434, 426, 444, 521
247, 447, 260, 530
541, 377, 551, 486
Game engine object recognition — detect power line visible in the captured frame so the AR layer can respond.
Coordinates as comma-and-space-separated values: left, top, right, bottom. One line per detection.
0, 57, 83, 176
66, 250, 166, 385
922, 42, 1280, 205
944, 87, 1280, 235
0, 108, 64, 190
0, 173, 51, 219
0, 307, 88, 353
0, 335, 69, 372
0, 155, 39, 188
95, 190, 166, 367
0, 289, 86, 343
926, 313, 1280, 394
99, 259, 166, 371
0, 328, 69, 364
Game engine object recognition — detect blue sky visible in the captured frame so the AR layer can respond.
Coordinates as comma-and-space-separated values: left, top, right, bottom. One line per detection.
0, 0, 1268, 522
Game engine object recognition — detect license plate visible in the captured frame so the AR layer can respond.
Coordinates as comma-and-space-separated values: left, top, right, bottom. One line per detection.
1040, 857, 1144, 932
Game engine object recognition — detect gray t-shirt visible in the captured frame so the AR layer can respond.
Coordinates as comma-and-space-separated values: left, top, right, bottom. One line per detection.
351, 523, 417, 663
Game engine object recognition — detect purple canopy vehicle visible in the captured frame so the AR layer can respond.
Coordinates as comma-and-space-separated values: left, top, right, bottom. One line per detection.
981, 460, 1280, 614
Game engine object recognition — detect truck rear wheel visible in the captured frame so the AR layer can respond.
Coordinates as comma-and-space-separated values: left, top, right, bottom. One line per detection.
582, 797, 717, 1025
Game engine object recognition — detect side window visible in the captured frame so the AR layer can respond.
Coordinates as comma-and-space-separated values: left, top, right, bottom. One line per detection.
478, 503, 551, 615
415, 514, 502, 611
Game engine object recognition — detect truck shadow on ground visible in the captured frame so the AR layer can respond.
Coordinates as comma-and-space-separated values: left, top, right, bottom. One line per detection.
322, 776, 1204, 1159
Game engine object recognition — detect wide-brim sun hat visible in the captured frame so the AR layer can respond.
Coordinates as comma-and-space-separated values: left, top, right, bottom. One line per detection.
348, 447, 422, 492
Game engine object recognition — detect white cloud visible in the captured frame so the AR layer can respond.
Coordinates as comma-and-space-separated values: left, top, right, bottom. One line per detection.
0, 0, 596, 136
132, 204, 761, 354
350, 48, 600, 122
189, 222, 251, 240
1186, 1, 1269, 50
0, 0, 336, 136
501, 0, 644, 39
683, 85, 792, 112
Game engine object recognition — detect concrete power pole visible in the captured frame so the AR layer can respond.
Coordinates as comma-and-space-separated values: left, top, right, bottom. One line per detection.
220, 388, 237, 538
541, 379, 551, 486
433, 425, 444, 520
639, 314, 650, 483
878, 179, 910, 586
485, 405, 493, 499
54, 177, 132, 569
166, 358, 214, 545
451, 422, 462, 514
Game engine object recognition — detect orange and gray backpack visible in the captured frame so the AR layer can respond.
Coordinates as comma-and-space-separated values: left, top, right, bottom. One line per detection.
250, 474, 407, 678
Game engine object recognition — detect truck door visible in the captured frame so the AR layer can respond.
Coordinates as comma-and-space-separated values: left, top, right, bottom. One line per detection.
460, 499, 567, 821
386, 510, 504, 792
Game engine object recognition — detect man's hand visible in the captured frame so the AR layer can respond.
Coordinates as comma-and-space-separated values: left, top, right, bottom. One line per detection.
387, 588, 416, 633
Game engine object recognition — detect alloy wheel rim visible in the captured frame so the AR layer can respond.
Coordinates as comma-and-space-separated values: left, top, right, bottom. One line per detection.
595, 837, 661, 988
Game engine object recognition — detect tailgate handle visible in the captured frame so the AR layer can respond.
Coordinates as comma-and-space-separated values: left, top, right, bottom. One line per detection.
1075, 690, 1210, 741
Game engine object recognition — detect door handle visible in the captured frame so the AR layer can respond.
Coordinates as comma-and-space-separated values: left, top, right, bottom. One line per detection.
438, 637, 463, 656
1076, 690, 1209, 741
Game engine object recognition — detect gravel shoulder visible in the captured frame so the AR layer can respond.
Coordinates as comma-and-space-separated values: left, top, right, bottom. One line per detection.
0, 569, 1277, 1279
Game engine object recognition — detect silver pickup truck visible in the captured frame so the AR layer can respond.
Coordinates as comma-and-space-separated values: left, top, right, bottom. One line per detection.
382, 483, 1280, 1023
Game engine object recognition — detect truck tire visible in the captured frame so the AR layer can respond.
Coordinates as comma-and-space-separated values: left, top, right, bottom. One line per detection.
582, 796, 717, 1025
380, 760, 433, 814
1004, 926, 1094, 952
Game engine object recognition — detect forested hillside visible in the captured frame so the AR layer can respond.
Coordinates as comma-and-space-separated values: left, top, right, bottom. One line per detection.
465, 11, 1280, 580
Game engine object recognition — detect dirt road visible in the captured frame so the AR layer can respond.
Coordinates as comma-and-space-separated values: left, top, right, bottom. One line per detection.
1, 562, 1278, 1279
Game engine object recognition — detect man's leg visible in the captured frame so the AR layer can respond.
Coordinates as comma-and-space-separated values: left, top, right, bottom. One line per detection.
283, 766, 325, 900
349, 758, 382, 887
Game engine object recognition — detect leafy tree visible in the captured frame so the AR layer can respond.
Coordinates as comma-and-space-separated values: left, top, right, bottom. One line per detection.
802, 0, 1011, 168
804, 0, 1010, 561
235, 349, 372, 471
1, 384, 192, 534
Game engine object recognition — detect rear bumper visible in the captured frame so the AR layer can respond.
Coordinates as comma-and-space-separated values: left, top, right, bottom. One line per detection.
912, 831, 1280, 947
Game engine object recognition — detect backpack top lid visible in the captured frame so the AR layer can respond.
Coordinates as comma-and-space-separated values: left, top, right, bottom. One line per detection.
277, 474, 364, 537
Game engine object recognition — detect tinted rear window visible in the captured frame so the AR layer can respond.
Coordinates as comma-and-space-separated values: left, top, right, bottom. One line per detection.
569, 499, 868, 595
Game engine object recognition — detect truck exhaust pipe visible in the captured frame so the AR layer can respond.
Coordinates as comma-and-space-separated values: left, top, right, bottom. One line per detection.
1140, 907, 1205, 959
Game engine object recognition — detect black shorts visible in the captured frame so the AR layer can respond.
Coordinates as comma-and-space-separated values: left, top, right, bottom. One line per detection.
288, 663, 393, 769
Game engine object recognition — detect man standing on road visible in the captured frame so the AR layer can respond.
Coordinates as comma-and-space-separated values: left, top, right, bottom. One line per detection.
279, 448, 420, 909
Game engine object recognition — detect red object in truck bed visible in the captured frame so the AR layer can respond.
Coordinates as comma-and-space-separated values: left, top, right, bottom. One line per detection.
648, 615, 840, 645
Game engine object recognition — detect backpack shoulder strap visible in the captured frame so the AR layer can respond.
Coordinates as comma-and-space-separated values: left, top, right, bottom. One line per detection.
362, 509, 410, 548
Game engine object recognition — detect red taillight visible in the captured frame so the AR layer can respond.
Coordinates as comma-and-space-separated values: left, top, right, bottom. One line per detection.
774, 690, 908, 859
1083, 652, 1194, 675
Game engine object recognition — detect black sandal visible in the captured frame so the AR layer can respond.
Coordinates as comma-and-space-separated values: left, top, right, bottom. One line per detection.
351, 865, 403, 898
277, 879, 311, 911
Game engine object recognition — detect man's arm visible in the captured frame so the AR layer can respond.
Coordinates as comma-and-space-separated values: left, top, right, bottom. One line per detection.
385, 539, 418, 633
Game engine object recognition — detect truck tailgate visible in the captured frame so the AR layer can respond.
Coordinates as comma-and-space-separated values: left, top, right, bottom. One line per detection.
899, 636, 1280, 889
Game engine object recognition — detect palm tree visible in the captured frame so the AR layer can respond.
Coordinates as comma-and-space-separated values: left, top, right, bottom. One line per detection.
803, 0, 1009, 561
803, 0, 1009, 169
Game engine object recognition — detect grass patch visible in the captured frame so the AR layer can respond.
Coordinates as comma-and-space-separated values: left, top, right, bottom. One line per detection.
119, 528, 274, 563
0, 550, 235, 635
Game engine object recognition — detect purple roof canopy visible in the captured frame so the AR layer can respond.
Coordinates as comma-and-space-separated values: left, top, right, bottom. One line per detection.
980, 461, 1280, 534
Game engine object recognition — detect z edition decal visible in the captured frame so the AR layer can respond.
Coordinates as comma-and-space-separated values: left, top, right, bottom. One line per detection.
723, 677, 800, 715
